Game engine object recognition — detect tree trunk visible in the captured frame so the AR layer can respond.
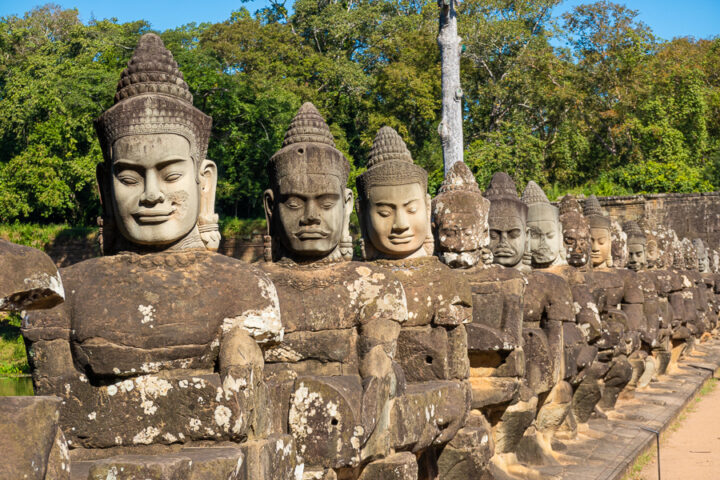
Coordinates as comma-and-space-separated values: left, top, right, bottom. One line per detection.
438, 0, 464, 175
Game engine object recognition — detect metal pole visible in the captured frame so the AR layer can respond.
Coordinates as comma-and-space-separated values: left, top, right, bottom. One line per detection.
640, 426, 661, 480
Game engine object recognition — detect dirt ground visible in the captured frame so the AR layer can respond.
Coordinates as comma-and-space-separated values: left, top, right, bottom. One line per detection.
637, 378, 720, 480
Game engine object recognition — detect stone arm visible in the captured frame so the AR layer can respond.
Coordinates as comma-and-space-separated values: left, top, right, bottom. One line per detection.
22, 301, 79, 395
619, 271, 646, 351
356, 276, 407, 453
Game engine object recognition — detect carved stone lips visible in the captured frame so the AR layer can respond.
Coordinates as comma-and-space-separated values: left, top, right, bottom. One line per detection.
296, 230, 329, 240
134, 210, 173, 223
388, 234, 413, 244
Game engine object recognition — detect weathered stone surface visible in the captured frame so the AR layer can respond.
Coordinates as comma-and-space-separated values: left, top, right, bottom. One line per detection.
397, 326, 450, 382
390, 381, 469, 452
0, 396, 70, 480
469, 376, 521, 410
264, 329, 358, 365
464, 265, 525, 353
436, 411, 494, 479
289, 375, 363, 468
0, 239, 64, 311
357, 452, 418, 480
180, 447, 247, 480
87, 455, 192, 480
492, 388, 537, 455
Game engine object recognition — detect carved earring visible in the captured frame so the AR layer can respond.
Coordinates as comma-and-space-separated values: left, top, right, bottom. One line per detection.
340, 235, 354, 261
263, 235, 273, 262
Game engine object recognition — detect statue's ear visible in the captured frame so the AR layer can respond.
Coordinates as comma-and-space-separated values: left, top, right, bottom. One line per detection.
199, 159, 218, 218
263, 189, 275, 228
96, 162, 111, 218
343, 188, 354, 226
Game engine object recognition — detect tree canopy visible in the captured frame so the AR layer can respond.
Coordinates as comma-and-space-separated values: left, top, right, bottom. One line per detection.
1, 1, 719, 223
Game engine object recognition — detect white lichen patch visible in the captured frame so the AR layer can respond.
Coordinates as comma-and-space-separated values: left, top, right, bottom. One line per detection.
189, 418, 202, 432
132, 426, 160, 444
214, 405, 232, 431
223, 276, 284, 343
264, 344, 304, 362
138, 304, 156, 324
87, 412, 96, 420
163, 433, 178, 443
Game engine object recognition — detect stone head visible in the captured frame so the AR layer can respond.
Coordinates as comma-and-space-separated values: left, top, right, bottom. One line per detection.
671, 232, 685, 269
95, 33, 217, 254
712, 250, 720, 273
623, 221, 647, 271
610, 219, 628, 269
693, 239, 710, 273
681, 238, 699, 271
522, 181, 564, 268
484, 172, 528, 269
263, 103, 353, 263
432, 162, 490, 268
559, 195, 591, 268
584, 196, 613, 269
356, 127, 432, 260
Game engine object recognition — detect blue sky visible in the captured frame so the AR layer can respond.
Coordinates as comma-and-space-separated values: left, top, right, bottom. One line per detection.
0, 0, 718, 40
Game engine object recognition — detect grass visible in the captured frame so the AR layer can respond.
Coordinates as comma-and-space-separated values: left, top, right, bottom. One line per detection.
622, 377, 719, 480
219, 217, 267, 238
0, 313, 29, 375
0, 223, 97, 250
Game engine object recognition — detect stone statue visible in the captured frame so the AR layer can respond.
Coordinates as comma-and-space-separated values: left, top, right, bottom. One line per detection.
583, 196, 643, 409
23, 36, 292, 478
484, 173, 529, 272
485, 175, 573, 460
625, 221, 647, 272
260, 104, 409, 477
622, 221, 665, 386
584, 196, 613, 269
432, 162, 491, 268
0, 241, 70, 480
357, 127, 472, 476
693, 239, 710, 274
0, 240, 64, 311
262, 103, 353, 264
432, 162, 524, 474
522, 181, 565, 269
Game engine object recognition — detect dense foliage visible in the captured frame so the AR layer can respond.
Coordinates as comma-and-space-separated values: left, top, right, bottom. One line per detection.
0, 1, 719, 223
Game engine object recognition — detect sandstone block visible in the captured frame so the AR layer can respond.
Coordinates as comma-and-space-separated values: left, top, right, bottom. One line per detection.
289, 375, 363, 468
358, 452, 418, 480
0, 395, 70, 480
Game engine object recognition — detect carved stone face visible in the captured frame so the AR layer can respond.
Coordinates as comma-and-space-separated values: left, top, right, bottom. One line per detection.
590, 227, 612, 268
267, 174, 350, 258
435, 211, 488, 268
109, 134, 200, 246
645, 239, 659, 269
563, 227, 591, 268
627, 243, 646, 271
365, 183, 429, 257
489, 215, 526, 268
528, 219, 562, 267
697, 245, 710, 273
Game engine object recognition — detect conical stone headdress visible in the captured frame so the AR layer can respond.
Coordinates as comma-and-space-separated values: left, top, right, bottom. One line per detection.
433, 162, 488, 216
95, 33, 212, 162
558, 194, 583, 216
268, 103, 349, 185
583, 195, 611, 230
522, 181, 557, 221
356, 127, 427, 198
623, 220, 646, 246
484, 172, 527, 221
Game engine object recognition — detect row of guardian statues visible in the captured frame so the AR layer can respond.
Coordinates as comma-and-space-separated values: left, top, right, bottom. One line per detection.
2, 33, 719, 480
